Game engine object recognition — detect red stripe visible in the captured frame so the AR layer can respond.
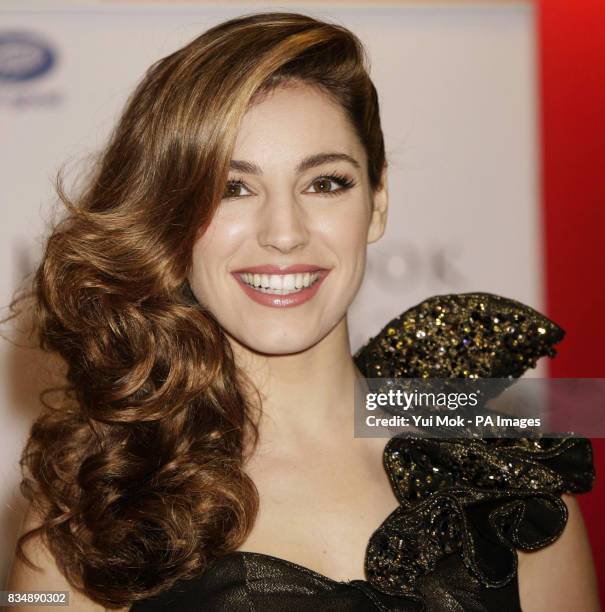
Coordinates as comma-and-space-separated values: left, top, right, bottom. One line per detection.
537, 0, 605, 597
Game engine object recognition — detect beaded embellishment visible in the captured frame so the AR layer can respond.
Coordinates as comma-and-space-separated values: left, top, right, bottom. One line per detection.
353, 292, 595, 601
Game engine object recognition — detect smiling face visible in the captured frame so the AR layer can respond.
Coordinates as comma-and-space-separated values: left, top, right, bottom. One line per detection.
188, 81, 387, 355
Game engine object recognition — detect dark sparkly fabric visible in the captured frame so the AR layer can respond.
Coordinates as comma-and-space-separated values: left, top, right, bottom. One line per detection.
130, 292, 595, 612
353, 292, 564, 380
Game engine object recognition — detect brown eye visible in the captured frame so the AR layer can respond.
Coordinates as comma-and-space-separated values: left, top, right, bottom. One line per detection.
225, 183, 242, 198
311, 178, 335, 193
307, 173, 355, 197
223, 180, 251, 199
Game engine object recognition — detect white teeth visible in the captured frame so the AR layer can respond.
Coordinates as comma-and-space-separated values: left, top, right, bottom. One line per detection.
282, 275, 296, 290
239, 271, 321, 294
268, 275, 283, 290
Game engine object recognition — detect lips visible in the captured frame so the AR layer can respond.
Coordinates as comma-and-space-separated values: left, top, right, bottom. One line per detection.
232, 263, 327, 274
231, 266, 331, 308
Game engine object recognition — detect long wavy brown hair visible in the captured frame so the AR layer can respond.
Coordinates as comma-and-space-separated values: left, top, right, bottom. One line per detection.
10, 11, 386, 609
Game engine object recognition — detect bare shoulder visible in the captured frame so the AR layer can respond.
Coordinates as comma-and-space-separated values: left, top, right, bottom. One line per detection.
5, 502, 129, 612
517, 493, 601, 612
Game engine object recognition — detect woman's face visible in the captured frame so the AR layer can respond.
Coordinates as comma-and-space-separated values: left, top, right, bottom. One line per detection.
188, 81, 387, 355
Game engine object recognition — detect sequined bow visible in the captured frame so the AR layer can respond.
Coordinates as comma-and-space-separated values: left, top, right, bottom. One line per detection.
353, 292, 595, 602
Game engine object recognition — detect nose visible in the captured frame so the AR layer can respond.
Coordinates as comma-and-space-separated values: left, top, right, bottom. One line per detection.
257, 191, 310, 253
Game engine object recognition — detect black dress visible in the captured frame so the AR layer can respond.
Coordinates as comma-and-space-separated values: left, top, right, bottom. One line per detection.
130, 292, 595, 612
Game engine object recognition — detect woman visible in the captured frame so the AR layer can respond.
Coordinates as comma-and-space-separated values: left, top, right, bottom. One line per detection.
7, 12, 598, 611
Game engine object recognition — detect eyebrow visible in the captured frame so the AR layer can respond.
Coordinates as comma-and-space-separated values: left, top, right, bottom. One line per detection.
228, 152, 361, 175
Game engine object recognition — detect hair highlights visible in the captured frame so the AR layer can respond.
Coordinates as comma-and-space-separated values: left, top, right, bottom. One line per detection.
13, 12, 385, 608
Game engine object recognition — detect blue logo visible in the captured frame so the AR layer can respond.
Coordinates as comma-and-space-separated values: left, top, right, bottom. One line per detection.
0, 31, 56, 83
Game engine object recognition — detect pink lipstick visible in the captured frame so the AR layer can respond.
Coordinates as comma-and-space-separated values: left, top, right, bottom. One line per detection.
231, 265, 330, 308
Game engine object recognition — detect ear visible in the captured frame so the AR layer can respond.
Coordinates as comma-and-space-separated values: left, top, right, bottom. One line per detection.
367, 165, 388, 244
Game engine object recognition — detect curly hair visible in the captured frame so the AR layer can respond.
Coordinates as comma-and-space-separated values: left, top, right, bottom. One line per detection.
11, 11, 386, 609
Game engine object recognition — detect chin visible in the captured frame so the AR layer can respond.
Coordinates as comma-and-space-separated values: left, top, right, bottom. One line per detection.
235, 327, 324, 356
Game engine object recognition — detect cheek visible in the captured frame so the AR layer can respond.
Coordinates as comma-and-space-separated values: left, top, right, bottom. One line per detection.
190, 214, 246, 276
188, 227, 233, 300
322, 203, 370, 265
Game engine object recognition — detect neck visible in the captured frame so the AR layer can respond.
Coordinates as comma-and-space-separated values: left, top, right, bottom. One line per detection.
227, 315, 363, 459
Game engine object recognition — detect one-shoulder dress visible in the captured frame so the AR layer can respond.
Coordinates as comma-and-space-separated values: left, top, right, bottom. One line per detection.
130, 292, 595, 611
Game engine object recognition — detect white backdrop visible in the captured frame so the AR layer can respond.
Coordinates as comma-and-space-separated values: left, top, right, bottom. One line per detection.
0, 1, 540, 584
